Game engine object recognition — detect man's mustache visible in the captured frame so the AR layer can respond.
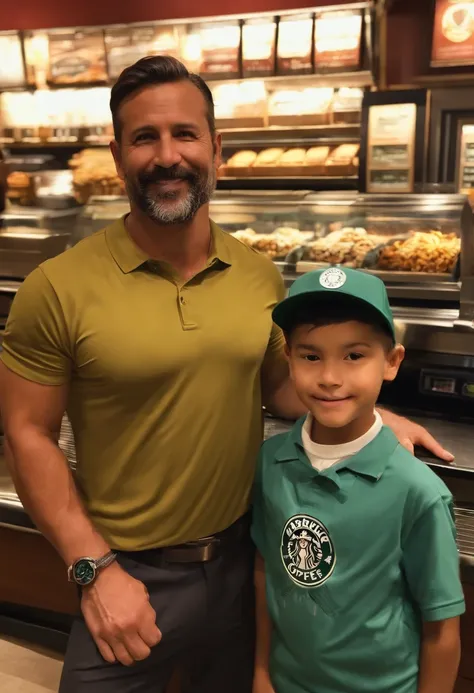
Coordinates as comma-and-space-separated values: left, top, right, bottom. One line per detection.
138, 165, 197, 186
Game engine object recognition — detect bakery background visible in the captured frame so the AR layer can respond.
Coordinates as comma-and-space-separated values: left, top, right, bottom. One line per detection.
1, 2, 474, 693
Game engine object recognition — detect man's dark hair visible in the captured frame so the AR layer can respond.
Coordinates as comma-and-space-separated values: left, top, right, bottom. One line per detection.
284, 298, 395, 349
110, 55, 216, 142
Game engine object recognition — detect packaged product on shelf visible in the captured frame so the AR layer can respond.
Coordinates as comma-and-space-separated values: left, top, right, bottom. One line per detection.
331, 87, 364, 124
212, 81, 267, 129
314, 10, 363, 70
0, 32, 26, 88
277, 14, 314, 75
242, 18, 276, 77
268, 87, 333, 126
0, 91, 43, 143
48, 28, 108, 85
105, 25, 182, 79
194, 22, 241, 79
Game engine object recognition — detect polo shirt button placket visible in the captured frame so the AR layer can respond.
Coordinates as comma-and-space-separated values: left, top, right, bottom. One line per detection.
178, 289, 196, 331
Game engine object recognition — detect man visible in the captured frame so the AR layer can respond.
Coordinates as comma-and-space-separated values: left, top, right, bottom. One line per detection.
0, 56, 452, 693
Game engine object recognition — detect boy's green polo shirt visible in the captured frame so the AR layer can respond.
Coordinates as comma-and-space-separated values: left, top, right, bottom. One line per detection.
252, 418, 465, 693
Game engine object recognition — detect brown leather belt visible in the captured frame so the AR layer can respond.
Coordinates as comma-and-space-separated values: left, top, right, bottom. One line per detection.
119, 513, 251, 566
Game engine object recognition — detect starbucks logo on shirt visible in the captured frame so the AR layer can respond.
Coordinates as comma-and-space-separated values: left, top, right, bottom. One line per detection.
281, 515, 335, 588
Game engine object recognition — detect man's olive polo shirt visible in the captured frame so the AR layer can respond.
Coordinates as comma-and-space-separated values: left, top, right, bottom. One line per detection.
2, 218, 285, 550
252, 419, 465, 693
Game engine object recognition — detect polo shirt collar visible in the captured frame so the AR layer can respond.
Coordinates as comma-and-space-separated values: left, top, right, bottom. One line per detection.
274, 417, 399, 483
105, 216, 232, 274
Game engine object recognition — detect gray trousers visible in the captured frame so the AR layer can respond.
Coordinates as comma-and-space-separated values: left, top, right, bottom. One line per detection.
59, 534, 255, 692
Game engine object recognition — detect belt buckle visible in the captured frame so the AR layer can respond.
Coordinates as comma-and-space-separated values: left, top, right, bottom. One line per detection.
165, 537, 221, 563
192, 537, 220, 562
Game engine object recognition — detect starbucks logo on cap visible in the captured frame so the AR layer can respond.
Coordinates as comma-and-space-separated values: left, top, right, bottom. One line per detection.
320, 267, 347, 290
281, 515, 336, 588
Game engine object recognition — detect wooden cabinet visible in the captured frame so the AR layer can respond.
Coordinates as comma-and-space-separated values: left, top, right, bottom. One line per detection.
0, 526, 79, 614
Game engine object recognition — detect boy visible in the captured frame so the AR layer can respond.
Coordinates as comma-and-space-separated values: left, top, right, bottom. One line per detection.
252, 267, 465, 693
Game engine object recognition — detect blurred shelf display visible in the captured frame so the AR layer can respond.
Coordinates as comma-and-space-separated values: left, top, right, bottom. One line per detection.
0, 3, 373, 171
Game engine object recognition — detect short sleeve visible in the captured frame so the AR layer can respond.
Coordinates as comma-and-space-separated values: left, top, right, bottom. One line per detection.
251, 449, 268, 557
261, 268, 286, 374
402, 497, 465, 622
1, 267, 72, 385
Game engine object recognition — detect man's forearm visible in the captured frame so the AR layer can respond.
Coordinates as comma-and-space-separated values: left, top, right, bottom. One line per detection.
5, 429, 109, 566
418, 620, 461, 693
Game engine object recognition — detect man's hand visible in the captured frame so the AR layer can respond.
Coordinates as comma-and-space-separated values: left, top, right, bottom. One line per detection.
81, 562, 162, 666
378, 409, 454, 462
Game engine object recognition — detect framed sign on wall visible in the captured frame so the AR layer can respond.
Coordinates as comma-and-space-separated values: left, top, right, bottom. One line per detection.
432, 0, 474, 67
360, 89, 429, 194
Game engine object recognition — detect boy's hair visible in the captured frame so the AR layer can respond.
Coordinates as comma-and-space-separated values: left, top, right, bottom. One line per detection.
284, 298, 396, 350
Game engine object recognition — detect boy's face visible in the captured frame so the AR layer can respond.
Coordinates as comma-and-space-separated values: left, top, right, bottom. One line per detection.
286, 320, 404, 441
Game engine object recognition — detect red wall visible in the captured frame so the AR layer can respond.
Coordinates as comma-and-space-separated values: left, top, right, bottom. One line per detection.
1, 0, 356, 31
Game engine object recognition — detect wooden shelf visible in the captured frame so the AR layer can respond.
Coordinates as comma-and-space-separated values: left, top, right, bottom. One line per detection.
216, 176, 358, 191
221, 123, 360, 147
210, 70, 374, 90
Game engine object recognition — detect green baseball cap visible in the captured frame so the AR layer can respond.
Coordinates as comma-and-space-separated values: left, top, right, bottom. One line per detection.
273, 266, 395, 340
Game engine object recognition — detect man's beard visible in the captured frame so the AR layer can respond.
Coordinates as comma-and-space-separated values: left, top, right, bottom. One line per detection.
126, 164, 216, 225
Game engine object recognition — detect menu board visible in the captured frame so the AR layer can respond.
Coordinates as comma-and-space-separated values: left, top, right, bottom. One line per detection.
277, 14, 314, 75
48, 29, 108, 85
196, 22, 241, 79
432, 0, 474, 66
366, 103, 417, 193
0, 32, 26, 88
457, 124, 474, 191
314, 10, 363, 70
242, 19, 276, 77
105, 26, 181, 79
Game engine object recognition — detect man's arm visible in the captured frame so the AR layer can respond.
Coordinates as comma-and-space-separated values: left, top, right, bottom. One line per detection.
0, 363, 161, 665
377, 407, 454, 461
418, 618, 461, 693
253, 552, 276, 693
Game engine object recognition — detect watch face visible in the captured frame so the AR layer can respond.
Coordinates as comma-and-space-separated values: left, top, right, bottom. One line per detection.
73, 559, 96, 586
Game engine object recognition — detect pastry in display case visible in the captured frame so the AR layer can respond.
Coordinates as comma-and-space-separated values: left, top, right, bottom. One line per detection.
209, 190, 471, 308
6, 171, 36, 207
69, 149, 124, 204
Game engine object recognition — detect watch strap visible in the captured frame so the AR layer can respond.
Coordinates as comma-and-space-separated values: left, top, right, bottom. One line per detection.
95, 551, 117, 571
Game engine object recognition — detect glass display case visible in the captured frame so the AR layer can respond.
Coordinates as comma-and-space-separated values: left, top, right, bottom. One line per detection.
72, 190, 474, 322
0, 204, 80, 279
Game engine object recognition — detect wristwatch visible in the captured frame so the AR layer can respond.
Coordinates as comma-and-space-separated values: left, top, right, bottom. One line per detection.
68, 551, 117, 587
